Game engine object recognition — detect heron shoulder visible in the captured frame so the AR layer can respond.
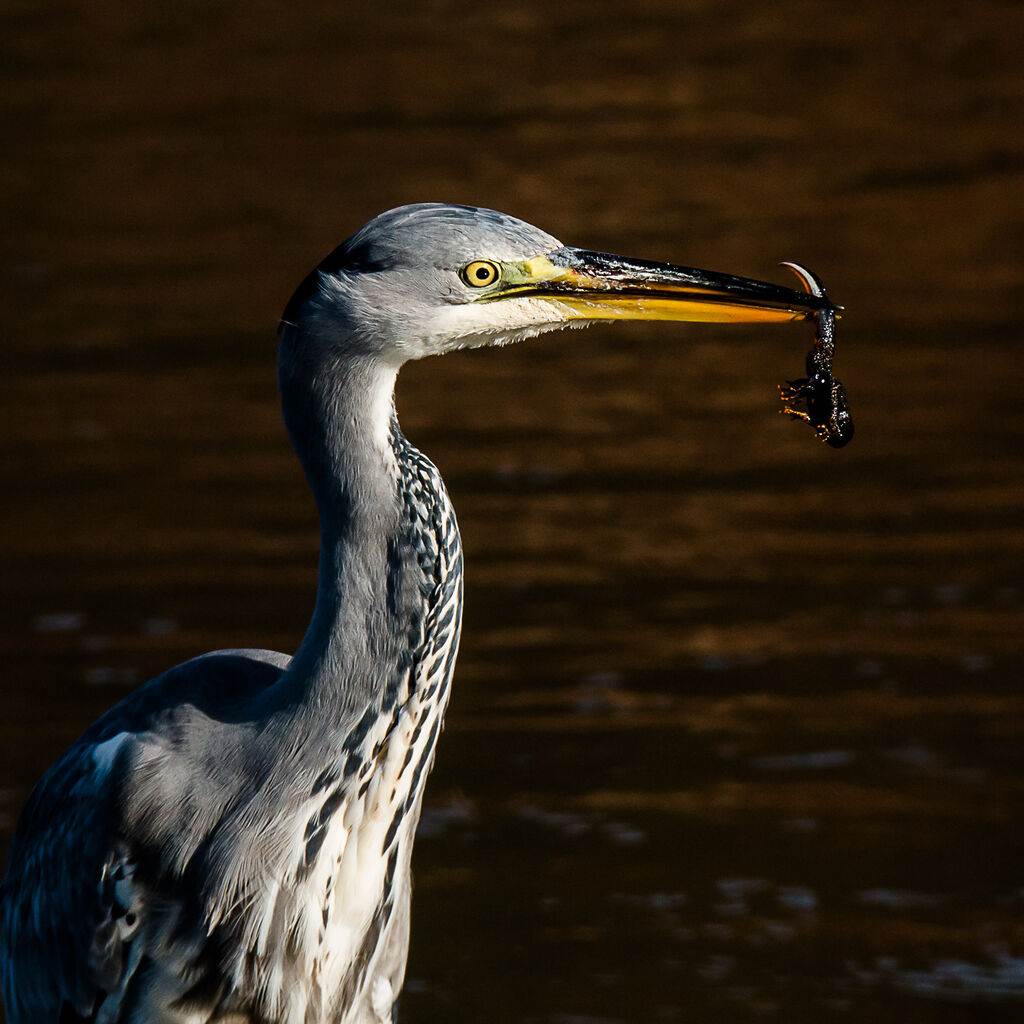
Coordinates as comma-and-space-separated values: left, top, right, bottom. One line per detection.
0, 649, 296, 1019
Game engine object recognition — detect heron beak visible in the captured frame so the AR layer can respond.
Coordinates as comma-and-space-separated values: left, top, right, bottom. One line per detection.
493, 247, 836, 325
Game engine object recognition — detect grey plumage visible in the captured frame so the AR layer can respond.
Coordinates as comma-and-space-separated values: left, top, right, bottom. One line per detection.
2, 203, 830, 1023
3, 205, 484, 1024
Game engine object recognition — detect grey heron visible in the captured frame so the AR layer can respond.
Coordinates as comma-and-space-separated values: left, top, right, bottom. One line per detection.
1, 203, 833, 1023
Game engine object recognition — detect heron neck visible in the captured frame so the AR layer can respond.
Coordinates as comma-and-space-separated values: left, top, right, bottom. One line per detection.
277, 332, 406, 714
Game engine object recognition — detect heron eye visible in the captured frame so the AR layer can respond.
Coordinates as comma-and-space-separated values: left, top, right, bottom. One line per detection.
461, 260, 500, 288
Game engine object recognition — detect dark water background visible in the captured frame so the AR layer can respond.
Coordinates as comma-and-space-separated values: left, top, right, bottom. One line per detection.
2, 2, 1023, 1021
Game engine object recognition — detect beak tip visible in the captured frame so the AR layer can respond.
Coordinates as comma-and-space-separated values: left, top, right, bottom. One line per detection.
781, 261, 828, 300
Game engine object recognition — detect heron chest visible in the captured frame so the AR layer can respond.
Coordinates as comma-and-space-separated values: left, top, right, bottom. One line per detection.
288, 446, 463, 1017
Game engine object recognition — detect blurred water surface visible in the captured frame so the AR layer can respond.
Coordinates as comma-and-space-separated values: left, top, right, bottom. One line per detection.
2, 2, 1023, 1021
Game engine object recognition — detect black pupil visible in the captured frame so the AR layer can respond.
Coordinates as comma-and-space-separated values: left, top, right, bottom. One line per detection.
475, 266, 490, 280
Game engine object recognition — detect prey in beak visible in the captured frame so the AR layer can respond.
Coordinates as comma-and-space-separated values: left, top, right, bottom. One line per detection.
465, 245, 853, 447
777, 262, 853, 448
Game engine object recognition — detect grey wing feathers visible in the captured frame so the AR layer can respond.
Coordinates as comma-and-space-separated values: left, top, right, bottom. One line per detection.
2, 742, 118, 1020
0, 648, 290, 1023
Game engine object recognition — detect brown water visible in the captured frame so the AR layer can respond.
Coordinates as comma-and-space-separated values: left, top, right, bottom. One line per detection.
2, 2, 1023, 1021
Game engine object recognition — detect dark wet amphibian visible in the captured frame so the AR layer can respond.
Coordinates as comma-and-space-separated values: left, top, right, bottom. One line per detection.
778, 262, 854, 449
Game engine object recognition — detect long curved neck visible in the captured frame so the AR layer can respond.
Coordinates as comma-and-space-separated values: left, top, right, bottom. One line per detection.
277, 325, 404, 715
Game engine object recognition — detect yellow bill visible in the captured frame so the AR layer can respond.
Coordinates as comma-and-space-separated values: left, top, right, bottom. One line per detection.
473, 248, 836, 325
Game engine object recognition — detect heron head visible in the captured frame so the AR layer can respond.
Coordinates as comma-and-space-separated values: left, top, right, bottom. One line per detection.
282, 203, 835, 365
